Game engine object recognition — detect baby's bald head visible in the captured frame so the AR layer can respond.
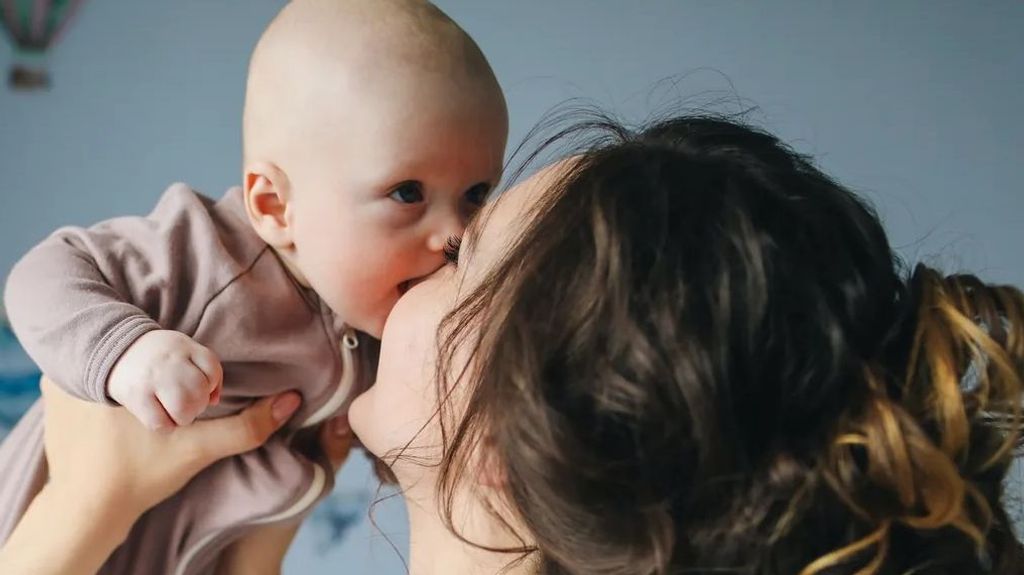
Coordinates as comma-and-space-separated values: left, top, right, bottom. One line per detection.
238, 0, 508, 337
242, 0, 505, 169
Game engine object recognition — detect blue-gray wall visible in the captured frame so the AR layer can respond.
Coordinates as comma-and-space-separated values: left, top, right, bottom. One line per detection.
1, 1, 1021, 573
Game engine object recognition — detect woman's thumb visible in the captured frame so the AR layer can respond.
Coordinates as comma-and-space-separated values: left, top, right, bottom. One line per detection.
269, 392, 303, 424
186, 392, 302, 462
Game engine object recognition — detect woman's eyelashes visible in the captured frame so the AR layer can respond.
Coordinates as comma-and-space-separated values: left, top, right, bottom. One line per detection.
443, 235, 462, 265
389, 181, 424, 204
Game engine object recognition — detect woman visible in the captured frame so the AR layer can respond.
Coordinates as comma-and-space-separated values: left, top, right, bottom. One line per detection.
3, 114, 1023, 574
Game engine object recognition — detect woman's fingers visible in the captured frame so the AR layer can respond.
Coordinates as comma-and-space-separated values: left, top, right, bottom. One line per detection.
319, 414, 354, 471
37, 378, 306, 524
180, 392, 302, 464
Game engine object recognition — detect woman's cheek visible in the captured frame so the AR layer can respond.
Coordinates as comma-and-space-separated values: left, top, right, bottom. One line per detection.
346, 390, 378, 458
352, 271, 458, 462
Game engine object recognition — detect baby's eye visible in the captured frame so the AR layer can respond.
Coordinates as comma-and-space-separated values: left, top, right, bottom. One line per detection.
464, 183, 490, 207
389, 181, 424, 204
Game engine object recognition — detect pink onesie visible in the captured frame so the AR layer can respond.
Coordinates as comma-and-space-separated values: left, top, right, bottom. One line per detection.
0, 184, 378, 574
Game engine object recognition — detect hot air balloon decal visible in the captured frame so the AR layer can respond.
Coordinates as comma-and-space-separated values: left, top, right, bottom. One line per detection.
0, 0, 86, 91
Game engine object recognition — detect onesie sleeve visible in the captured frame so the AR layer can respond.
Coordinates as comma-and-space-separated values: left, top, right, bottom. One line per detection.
3, 184, 241, 403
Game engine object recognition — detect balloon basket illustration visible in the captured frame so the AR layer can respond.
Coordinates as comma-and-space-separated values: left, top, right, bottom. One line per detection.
9, 50, 48, 89
1, 0, 86, 91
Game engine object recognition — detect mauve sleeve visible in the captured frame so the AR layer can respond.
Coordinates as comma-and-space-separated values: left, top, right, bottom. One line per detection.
3, 184, 232, 404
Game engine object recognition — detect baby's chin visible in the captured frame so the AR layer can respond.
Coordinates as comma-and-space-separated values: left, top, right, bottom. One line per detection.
345, 280, 420, 339
397, 275, 427, 296
358, 313, 387, 339
364, 293, 403, 339
331, 303, 386, 339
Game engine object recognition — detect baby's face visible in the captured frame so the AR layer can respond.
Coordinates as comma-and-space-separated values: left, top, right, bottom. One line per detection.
285, 93, 507, 338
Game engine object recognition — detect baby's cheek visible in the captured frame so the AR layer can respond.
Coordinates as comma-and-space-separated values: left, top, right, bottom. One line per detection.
326, 257, 376, 295
375, 250, 415, 280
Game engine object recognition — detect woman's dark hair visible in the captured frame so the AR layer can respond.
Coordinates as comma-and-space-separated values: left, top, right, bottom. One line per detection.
429, 113, 1024, 574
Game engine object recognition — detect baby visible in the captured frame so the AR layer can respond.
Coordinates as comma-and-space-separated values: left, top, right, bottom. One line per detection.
0, 0, 507, 573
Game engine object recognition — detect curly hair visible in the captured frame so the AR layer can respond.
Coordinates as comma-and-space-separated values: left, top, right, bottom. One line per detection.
428, 114, 1024, 574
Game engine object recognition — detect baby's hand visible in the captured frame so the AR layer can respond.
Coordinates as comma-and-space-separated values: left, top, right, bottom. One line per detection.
107, 330, 224, 431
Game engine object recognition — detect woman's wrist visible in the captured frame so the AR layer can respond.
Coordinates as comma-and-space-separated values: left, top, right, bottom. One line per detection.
0, 483, 139, 575
48, 480, 141, 542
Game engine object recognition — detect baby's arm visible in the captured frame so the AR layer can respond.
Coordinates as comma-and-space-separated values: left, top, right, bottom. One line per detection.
3, 185, 227, 429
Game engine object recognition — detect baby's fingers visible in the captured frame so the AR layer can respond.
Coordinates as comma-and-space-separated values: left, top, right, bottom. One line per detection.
134, 394, 177, 433
157, 365, 213, 426
188, 342, 224, 406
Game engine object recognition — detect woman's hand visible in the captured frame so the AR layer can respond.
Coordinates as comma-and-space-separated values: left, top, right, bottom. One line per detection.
41, 376, 302, 516
0, 376, 302, 575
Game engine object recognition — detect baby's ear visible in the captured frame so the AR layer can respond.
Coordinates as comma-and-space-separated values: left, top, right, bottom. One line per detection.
243, 161, 294, 249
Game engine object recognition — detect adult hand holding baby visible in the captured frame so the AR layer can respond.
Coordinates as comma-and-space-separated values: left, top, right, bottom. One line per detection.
107, 329, 224, 430
0, 376, 301, 575
43, 375, 299, 513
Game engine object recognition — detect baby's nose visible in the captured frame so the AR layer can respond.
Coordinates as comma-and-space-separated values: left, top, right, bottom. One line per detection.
427, 214, 466, 252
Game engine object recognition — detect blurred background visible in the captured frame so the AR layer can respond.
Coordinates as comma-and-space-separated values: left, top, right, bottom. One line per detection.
1, 1, 1021, 573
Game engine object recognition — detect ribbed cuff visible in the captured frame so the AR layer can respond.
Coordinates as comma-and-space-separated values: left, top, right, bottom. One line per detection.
83, 315, 162, 405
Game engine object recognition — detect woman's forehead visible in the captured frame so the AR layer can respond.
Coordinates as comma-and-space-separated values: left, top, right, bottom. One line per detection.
468, 159, 573, 261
